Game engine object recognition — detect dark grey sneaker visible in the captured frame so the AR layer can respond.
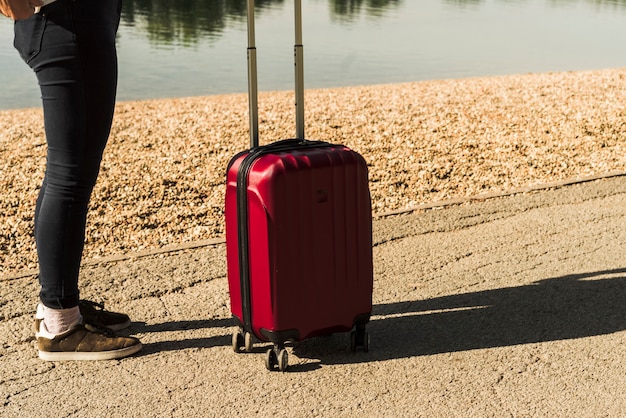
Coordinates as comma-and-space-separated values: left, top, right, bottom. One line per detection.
78, 300, 132, 331
34, 300, 132, 333
36, 320, 142, 361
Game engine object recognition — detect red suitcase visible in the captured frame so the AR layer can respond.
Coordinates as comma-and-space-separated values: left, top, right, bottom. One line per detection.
225, 0, 373, 371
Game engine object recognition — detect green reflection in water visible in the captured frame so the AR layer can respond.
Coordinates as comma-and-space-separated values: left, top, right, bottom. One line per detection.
120, 0, 405, 46
121, 0, 626, 47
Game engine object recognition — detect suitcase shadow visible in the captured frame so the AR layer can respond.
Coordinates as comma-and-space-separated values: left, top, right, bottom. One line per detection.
293, 268, 626, 366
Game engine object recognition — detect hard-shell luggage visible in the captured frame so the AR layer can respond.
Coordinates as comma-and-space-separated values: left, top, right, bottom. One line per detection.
225, 0, 373, 371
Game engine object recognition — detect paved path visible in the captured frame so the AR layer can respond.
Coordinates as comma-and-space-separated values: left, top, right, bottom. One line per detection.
2, 176, 625, 417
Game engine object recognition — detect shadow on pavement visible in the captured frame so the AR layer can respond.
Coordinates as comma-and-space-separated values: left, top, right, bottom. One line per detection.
294, 268, 626, 365
129, 268, 626, 367
130, 318, 233, 355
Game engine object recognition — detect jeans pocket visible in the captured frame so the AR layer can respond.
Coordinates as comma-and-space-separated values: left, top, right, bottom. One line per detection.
13, 13, 47, 65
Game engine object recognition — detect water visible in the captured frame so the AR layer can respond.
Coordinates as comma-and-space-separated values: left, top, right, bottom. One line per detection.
1, 0, 626, 110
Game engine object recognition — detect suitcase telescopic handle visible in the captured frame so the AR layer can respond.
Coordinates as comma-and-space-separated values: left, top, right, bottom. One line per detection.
247, 0, 305, 148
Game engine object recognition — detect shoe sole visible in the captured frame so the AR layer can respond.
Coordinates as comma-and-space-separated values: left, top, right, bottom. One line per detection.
38, 342, 142, 361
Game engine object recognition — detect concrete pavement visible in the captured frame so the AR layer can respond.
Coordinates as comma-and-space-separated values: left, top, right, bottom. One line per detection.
1, 175, 625, 417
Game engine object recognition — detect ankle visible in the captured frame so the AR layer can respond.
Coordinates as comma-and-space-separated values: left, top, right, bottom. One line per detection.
40, 304, 82, 335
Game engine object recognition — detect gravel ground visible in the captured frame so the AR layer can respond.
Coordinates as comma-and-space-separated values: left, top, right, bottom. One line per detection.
1, 68, 625, 274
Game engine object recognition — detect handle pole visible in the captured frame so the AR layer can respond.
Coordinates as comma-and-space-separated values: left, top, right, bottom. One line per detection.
294, 0, 305, 140
247, 0, 305, 146
247, 0, 259, 148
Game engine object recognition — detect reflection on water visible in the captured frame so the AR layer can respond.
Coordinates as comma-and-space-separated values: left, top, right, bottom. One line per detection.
446, 0, 626, 5
120, 0, 280, 46
328, 0, 402, 21
121, 0, 403, 46
120, 0, 626, 48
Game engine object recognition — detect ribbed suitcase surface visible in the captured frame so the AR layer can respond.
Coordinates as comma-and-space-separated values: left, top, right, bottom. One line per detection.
226, 140, 373, 345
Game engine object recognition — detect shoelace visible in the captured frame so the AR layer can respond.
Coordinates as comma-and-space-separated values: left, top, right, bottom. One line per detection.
83, 322, 116, 337
79, 300, 106, 311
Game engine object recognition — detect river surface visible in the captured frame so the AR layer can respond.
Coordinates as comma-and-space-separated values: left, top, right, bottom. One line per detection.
1, 0, 625, 110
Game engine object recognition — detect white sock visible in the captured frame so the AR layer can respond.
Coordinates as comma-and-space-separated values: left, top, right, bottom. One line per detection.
39, 304, 82, 335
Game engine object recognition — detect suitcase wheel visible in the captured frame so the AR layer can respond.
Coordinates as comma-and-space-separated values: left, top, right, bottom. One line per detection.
232, 329, 254, 353
350, 327, 370, 353
265, 346, 288, 372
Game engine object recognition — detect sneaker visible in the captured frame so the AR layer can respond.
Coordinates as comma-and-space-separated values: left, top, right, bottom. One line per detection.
36, 319, 142, 361
78, 300, 132, 331
34, 300, 132, 333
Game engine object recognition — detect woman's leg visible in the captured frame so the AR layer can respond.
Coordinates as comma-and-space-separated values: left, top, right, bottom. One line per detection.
15, 0, 122, 309
15, 0, 141, 360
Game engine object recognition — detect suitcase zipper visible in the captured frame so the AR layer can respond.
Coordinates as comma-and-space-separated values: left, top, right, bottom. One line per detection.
235, 139, 333, 333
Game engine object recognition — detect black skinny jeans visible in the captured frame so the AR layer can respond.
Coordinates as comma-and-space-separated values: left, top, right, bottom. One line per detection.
13, 0, 122, 309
